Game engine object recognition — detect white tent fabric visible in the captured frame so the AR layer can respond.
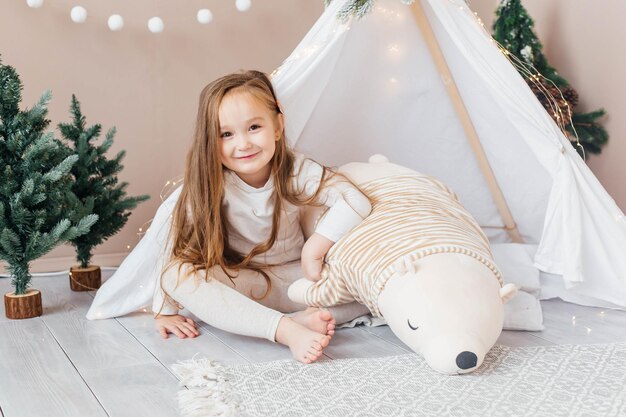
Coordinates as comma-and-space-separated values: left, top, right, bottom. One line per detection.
273, 0, 626, 308
87, 0, 626, 321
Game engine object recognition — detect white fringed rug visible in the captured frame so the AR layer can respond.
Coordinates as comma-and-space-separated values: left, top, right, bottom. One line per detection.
172, 342, 626, 417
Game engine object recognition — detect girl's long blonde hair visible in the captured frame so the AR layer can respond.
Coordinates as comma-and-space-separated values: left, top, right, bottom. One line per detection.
158, 70, 335, 311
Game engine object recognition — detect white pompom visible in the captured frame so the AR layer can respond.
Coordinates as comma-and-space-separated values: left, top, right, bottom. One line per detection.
235, 0, 251, 12
70, 6, 87, 23
108, 14, 124, 31
26, 0, 44, 8
148, 17, 164, 33
368, 154, 389, 164
197, 9, 213, 24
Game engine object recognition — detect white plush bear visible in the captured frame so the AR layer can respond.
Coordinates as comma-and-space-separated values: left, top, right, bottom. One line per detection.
289, 155, 517, 374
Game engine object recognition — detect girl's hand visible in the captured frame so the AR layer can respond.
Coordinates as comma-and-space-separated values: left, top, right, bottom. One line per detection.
154, 314, 199, 339
301, 233, 334, 281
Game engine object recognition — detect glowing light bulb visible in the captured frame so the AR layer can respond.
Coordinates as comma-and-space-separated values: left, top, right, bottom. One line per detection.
127, 245, 131, 249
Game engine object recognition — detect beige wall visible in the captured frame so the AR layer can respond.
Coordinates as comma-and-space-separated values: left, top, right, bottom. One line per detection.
1, 0, 623, 272
0, 0, 323, 272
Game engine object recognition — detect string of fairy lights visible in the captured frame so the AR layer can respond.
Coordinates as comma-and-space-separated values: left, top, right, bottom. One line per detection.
457, 5, 585, 161
25, 0, 253, 33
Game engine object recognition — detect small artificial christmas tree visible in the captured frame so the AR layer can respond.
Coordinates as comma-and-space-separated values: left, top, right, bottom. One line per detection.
58, 95, 149, 290
0, 59, 97, 318
493, 0, 608, 156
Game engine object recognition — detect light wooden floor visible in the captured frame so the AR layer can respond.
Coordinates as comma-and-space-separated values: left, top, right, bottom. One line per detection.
2, 271, 626, 417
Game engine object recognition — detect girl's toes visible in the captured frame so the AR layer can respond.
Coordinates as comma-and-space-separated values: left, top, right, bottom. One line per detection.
319, 310, 333, 321
308, 350, 321, 360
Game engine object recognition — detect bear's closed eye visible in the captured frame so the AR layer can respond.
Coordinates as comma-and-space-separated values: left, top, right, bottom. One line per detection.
407, 319, 419, 330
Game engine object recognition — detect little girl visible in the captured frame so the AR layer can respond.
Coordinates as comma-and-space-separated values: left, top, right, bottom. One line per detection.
154, 70, 372, 364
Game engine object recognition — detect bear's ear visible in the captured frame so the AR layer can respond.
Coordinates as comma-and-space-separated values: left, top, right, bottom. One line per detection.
499, 283, 518, 304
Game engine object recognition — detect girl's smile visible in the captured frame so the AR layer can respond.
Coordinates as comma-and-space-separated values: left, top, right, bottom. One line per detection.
236, 151, 260, 160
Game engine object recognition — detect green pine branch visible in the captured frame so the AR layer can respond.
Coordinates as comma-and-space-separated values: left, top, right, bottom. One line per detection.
58, 95, 149, 268
493, 0, 568, 87
567, 110, 609, 156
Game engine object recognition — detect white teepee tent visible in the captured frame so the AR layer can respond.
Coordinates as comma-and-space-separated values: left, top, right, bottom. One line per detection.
87, 0, 626, 322
273, 0, 626, 309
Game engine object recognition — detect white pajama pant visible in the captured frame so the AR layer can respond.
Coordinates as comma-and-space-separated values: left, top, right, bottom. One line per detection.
160, 261, 370, 342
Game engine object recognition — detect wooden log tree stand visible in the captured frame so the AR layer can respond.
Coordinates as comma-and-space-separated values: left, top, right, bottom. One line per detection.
4, 289, 43, 319
69, 265, 102, 292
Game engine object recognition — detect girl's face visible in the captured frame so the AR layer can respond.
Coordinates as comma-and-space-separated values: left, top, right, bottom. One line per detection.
218, 90, 283, 188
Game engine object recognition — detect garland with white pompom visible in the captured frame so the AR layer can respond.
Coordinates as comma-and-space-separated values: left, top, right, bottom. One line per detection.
25, 0, 251, 33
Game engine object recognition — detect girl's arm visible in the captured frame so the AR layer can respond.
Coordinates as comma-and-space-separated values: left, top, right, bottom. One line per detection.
297, 156, 372, 280
301, 232, 334, 280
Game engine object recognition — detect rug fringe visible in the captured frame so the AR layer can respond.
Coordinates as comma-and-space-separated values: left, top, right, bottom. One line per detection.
172, 355, 241, 417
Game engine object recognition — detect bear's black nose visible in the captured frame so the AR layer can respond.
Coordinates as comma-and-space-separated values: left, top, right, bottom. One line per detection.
456, 351, 478, 370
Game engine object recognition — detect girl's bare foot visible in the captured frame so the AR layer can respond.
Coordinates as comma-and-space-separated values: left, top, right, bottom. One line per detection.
275, 317, 332, 364
291, 307, 336, 336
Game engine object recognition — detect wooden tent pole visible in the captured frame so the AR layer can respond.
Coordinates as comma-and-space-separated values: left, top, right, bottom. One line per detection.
410, 0, 523, 243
